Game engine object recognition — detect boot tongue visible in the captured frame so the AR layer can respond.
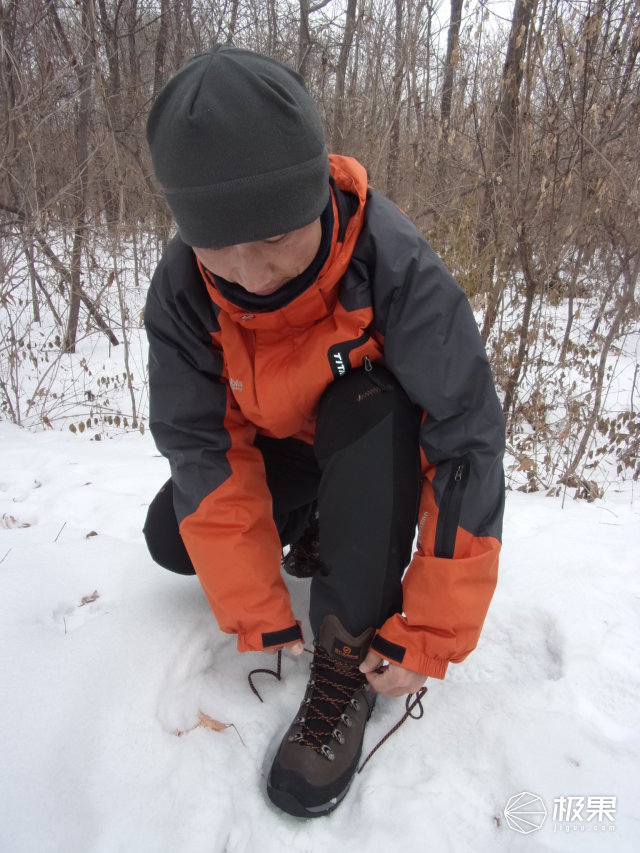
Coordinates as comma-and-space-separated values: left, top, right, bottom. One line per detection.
317, 615, 374, 667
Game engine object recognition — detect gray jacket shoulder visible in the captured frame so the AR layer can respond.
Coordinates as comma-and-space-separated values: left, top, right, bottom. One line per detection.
145, 235, 220, 338
351, 188, 469, 338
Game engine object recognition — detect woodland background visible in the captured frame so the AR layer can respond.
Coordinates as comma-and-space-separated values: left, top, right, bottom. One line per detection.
1, 0, 639, 494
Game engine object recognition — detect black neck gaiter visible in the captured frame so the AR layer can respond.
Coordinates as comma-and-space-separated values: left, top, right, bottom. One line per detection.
209, 196, 334, 313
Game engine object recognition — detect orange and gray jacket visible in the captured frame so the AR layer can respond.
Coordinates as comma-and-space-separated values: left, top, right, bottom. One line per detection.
145, 155, 505, 679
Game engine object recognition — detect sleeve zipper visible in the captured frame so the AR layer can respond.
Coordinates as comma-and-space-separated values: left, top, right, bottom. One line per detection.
433, 457, 470, 559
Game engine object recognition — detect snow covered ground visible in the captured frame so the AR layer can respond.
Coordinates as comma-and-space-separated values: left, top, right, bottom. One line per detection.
1, 419, 639, 852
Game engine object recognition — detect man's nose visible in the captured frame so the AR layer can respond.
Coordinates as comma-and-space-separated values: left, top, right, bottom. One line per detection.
235, 247, 269, 290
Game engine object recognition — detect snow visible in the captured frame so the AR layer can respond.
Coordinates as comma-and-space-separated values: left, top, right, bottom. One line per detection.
1, 420, 639, 852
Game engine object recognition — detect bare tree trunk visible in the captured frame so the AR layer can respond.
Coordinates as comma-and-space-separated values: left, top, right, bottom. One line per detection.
0, 1, 18, 137
153, 0, 169, 97
63, 0, 95, 354
266, 0, 277, 56
173, 0, 184, 68
386, 0, 404, 201
502, 229, 538, 419
126, 0, 139, 87
405, 0, 426, 204
559, 246, 585, 365
298, 0, 311, 80
0, 0, 17, 158
480, 0, 535, 344
439, 0, 463, 134
227, 0, 240, 43
410, 0, 433, 197
115, 265, 138, 427
332, 0, 358, 153
1, 0, 21, 210
23, 231, 41, 323
347, 0, 363, 104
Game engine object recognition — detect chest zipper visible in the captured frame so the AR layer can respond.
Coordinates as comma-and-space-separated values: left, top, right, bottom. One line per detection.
363, 355, 388, 391
434, 458, 470, 559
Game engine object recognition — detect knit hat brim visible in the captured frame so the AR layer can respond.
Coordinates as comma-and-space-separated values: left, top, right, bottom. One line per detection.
166, 151, 330, 248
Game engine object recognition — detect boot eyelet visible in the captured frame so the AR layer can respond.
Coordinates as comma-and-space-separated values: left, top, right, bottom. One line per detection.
295, 716, 305, 725
340, 713, 352, 728
332, 728, 345, 745
320, 744, 335, 761
350, 698, 360, 711
288, 732, 304, 743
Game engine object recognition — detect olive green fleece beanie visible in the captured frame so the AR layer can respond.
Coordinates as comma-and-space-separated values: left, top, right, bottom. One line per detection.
146, 44, 330, 248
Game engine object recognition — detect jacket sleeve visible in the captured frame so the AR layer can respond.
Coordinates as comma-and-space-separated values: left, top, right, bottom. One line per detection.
365, 193, 505, 678
144, 239, 302, 652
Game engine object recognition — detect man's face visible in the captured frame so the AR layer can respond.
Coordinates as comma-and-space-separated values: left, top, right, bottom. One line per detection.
192, 217, 322, 297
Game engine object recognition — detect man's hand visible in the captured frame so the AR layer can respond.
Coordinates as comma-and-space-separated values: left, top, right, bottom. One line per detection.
265, 640, 304, 656
359, 650, 426, 697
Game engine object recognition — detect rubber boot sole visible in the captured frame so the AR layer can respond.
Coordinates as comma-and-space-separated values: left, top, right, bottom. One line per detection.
266, 772, 352, 818
267, 694, 376, 818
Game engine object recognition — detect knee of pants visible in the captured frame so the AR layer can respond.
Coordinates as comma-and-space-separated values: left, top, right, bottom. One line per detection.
143, 480, 196, 576
314, 362, 421, 463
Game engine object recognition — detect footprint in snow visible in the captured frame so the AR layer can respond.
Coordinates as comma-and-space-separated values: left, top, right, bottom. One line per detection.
52, 590, 105, 633
156, 617, 223, 735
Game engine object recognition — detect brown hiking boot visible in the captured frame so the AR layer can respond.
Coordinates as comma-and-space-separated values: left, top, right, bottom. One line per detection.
282, 506, 324, 578
267, 615, 375, 817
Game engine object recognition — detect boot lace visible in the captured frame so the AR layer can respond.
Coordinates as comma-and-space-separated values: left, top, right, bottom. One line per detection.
247, 648, 427, 769
247, 649, 282, 703
357, 686, 427, 772
289, 643, 368, 759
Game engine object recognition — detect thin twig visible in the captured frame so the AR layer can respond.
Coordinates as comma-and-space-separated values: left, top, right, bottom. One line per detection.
54, 522, 66, 542
0, 548, 11, 565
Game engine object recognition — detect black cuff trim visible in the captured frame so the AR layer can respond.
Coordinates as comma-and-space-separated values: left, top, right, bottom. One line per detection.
261, 624, 302, 648
371, 634, 406, 664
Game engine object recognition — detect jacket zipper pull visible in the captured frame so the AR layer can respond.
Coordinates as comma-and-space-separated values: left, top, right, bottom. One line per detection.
363, 355, 387, 391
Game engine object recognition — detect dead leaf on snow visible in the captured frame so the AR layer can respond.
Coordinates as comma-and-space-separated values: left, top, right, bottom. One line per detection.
173, 711, 245, 745
85, 530, 98, 539
197, 711, 231, 732
1, 513, 31, 529
79, 590, 99, 606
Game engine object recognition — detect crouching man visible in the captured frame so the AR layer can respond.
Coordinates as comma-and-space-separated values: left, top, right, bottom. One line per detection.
143, 44, 505, 818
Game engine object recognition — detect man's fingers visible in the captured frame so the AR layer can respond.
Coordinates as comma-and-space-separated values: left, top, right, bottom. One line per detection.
364, 661, 427, 697
359, 650, 382, 674
264, 640, 304, 656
